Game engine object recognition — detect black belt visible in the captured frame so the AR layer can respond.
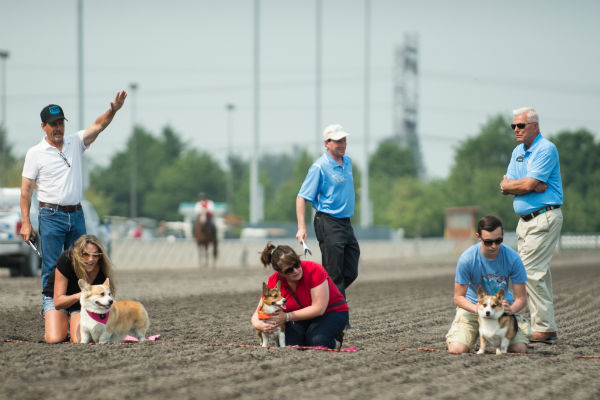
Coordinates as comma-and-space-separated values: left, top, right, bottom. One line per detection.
39, 202, 82, 212
520, 205, 560, 222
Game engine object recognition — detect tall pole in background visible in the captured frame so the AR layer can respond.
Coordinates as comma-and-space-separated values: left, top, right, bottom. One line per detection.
0, 50, 9, 187
77, 0, 87, 188
129, 83, 138, 219
361, 0, 372, 227
315, 0, 322, 157
225, 103, 235, 212
77, 0, 84, 130
250, 0, 262, 224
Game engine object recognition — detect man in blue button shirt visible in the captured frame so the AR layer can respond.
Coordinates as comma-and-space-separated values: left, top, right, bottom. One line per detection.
296, 124, 360, 298
500, 107, 563, 344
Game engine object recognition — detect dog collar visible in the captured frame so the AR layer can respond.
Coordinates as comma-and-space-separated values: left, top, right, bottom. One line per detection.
256, 305, 277, 320
87, 310, 109, 324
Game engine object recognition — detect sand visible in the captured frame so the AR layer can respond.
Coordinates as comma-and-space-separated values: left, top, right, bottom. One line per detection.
1, 251, 599, 400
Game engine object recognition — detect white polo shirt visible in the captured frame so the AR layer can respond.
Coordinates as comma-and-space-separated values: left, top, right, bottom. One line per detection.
22, 131, 87, 205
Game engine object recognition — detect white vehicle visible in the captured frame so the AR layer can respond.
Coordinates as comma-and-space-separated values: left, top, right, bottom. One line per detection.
0, 187, 109, 277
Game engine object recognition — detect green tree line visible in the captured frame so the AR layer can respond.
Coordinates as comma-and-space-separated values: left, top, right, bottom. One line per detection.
3, 116, 599, 236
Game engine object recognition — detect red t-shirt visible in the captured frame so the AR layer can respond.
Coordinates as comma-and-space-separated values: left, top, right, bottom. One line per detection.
267, 260, 349, 313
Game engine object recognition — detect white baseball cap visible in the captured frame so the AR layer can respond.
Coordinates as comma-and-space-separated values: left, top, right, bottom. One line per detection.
323, 124, 349, 141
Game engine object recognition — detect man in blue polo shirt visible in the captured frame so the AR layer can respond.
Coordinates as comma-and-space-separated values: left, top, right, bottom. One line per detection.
296, 124, 360, 298
500, 107, 563, 344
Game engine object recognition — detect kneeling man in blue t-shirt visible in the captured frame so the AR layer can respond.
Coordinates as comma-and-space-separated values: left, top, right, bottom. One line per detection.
446, 215, 532, 354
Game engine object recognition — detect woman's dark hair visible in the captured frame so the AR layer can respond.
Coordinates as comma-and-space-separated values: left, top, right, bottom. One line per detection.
477, 215, 503, 235
260, 241, 301, 271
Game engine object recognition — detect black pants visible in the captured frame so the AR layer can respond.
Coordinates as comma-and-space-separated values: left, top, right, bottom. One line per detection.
314, 212, 360, 297
285, 311, 349, 349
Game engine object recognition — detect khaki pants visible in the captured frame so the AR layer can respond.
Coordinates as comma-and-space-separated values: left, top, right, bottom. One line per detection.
516, 208, 563, 332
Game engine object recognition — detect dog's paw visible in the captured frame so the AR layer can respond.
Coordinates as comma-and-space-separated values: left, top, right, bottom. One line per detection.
495, 349, 503, 355
476, 349, 484, 354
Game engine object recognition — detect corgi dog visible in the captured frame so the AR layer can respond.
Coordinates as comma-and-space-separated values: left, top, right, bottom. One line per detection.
476, 287, 518, 355
78, 278, 149, 344
256, 281, 287, 347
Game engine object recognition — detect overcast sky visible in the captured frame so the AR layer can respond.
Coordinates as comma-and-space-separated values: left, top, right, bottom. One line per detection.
2, 0, 599, 179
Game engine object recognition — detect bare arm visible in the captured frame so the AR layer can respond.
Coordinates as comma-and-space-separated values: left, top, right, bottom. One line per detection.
500, 175, 547, 195
503, 283, 527, 315
250, 298, 274, 332
453, 283, 477, 314
82, 90, 127, 146
53, 268, 81, 310
19, 177, 36, 242
268, 280, 330, 326
295, 196, 307, 243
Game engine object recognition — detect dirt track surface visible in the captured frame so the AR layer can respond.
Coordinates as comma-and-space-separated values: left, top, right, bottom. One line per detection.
1, 251, 599, 400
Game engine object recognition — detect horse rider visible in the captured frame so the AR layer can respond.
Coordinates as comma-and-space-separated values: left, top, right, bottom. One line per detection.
194, 192, 217, 239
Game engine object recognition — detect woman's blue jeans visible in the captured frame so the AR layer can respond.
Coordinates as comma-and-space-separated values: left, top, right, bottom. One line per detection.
285, 311, 349, 349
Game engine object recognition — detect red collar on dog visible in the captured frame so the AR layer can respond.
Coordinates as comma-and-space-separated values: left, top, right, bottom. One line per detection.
87, 310, 109, 324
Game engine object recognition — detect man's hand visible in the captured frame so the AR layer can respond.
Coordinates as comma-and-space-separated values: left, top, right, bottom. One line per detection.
534, 181, 548, 192
110, 90, 127, 113
296, 227, 307, 244
19, 220, 32, 243
502, 300, 514, 315
499, 175, 511, 195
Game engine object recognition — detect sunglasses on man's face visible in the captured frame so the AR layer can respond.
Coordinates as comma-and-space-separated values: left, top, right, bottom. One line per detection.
482, 238, 503, 247
510, 122, 535, 130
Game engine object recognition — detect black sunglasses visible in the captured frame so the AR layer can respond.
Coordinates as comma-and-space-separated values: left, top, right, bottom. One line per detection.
482, 238, 503, 247
510, 122, 535, 130
281, 263, 301, 275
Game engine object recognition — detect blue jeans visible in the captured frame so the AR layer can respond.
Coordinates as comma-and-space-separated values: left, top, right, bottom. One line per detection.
285, 311, 349, 349
39, 207, 86, 293
42, 294, 81, 316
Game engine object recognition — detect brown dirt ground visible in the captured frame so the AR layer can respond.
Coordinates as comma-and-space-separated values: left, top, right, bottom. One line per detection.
1, 250, 599, 400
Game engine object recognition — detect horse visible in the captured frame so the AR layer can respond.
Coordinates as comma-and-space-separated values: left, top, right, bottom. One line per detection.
193, 210, 218, 267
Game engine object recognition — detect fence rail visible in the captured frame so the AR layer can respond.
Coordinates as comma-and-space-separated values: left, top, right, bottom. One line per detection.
110, 234, 600, 271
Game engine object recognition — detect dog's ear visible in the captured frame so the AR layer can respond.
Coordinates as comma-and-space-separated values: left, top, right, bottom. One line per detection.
103, 278, 110, 289
477, 287, 486, 299
262, 282, 268, 294
496, 288, 505, 300
78, 279, 90, 292
275, 280, 281, 290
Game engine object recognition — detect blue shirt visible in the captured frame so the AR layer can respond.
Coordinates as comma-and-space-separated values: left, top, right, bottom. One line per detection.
455, 243, 528, 304
297, 151, 355, 218
506, 133, 563, 215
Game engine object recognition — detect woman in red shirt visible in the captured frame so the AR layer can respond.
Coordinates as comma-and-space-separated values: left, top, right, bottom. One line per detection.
251, 242, 349, 349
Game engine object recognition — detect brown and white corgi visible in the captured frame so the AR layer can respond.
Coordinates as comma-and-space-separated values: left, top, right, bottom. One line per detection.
78, 278, 149, 344
476, 287, 518, 355
256, 281, 287, 347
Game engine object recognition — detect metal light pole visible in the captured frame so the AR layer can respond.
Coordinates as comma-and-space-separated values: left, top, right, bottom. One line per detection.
250, 0, 263, 224
77, 0, 84, 130
361, 0, 372, 227
315, 0, 322, 157
0, 50, 9, 187
129, 83, 138, 219
225, 103, 235, 211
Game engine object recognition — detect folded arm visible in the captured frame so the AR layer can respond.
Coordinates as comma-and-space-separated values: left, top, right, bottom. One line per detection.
500, 175, 547, 195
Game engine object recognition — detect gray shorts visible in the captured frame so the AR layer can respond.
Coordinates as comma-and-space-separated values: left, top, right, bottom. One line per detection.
42, 294, 80, 316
